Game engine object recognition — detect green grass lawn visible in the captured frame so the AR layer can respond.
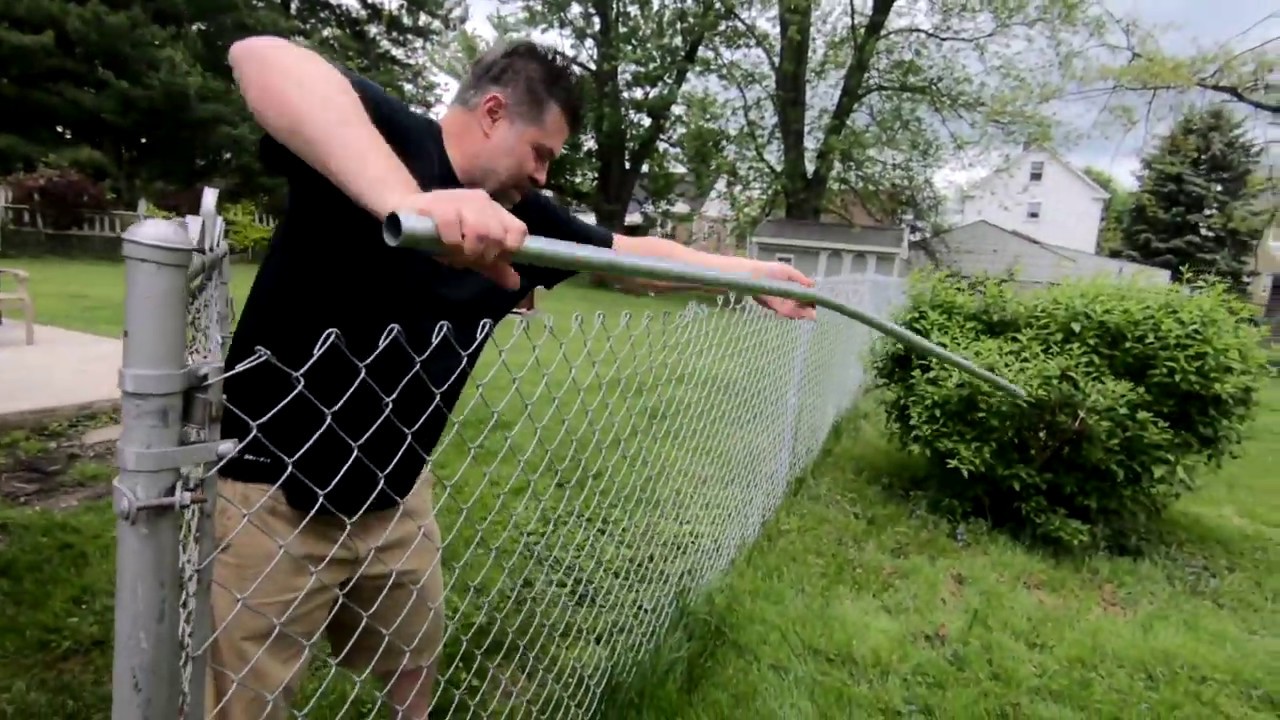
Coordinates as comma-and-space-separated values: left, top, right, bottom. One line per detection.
7, 255, 259, 336
1, 256, 1277, 719
608, 383, 1280, 719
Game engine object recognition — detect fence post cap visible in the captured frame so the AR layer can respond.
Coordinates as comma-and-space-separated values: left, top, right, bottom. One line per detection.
122, 218, 194, 250
122, 218, 195, 267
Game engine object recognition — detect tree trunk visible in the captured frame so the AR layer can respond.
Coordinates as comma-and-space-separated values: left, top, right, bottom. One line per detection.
776, 0, 817, 220
774, 0, 897, 222
593, 154, 631, 231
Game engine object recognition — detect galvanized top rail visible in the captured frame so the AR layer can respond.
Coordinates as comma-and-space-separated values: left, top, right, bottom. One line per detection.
383, 211, 1027, 399
188, 244, 229, 286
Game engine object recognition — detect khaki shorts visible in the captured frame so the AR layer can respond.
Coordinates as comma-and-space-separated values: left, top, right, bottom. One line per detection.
203, 472, 445, 720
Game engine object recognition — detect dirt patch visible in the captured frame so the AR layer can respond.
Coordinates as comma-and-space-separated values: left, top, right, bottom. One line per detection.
0, 412, 120, 510
944, 569, 966, 603
1022, 573, 1060, 607
1097, 582, 1129, 618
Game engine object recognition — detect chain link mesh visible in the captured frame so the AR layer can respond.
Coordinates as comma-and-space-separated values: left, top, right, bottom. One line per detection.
179, 210, 233, 718
175, 261, 906, 719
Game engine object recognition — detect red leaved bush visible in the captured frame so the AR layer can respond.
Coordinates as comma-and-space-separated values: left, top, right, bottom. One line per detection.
6, 168, 111, 231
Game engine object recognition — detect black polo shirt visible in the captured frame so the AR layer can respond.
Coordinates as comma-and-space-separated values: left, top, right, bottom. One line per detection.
216, 68, 614, 518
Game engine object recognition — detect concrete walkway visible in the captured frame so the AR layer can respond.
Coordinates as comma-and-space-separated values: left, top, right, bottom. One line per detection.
0, 322, 122, 431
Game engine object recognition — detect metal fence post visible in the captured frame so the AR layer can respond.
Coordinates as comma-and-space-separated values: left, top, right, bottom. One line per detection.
112, 218, 200, 720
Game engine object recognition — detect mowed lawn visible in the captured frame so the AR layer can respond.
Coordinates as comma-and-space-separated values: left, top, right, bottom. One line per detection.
2, 255, 1278, 719
608, 384, 1280, 718
5, 255, 259, 336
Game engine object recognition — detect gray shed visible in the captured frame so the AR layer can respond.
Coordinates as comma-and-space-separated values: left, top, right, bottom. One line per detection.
747, 219, 909, 279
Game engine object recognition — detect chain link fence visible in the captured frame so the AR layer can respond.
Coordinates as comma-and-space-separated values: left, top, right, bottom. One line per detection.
110, 202, 920, 720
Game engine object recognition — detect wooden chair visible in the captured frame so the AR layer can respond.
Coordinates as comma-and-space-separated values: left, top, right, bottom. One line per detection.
0, 267, 35, 346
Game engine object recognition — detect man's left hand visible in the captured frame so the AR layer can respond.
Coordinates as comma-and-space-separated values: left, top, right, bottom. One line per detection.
750, 261, 818, 320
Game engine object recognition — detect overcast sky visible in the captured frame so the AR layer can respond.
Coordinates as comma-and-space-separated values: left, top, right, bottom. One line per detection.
444, 0, 1277, 192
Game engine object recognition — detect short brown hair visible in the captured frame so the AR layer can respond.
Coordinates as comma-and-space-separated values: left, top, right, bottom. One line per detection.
452, 39, 584, 135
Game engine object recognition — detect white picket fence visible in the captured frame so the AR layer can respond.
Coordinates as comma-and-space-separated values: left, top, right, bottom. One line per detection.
0, 186, 275, 242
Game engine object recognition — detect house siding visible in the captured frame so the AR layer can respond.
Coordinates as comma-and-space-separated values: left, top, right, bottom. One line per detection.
915, 221, 1170, 286
1249, 223, 1280, 309
957, 150, 1106, 255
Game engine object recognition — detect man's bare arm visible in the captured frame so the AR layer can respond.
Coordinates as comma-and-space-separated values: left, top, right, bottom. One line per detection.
609, 234, 755, 294
227, 36, 419, 219
607, 233, 818, 320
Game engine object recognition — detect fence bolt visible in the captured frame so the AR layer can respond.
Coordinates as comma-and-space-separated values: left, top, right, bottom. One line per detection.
114, 486, 210, 523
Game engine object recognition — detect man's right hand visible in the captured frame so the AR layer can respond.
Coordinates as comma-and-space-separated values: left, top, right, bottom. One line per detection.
395, 189, 529, 290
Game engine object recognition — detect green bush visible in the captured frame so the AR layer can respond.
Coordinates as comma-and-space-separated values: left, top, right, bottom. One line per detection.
870, 270, 1269, 551
222, 200, 273, 254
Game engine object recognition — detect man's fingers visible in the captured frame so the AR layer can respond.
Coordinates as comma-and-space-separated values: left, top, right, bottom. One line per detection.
437, 210, 466, 262
761, 295, 818, 321
404, 191, 529, 290
465, 212, 502, 263
487, 214, 512, 261
788, 269, 816, 288
480, 262, 522, 291
502, 214, 528, 254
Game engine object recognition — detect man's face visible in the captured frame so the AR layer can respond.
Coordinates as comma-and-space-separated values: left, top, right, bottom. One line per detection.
475, 93, 569, 200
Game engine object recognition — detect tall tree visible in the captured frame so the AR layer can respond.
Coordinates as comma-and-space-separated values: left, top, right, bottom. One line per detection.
0, 0, 465, 204
1118, 105, 1268, 293
191, 0, 469, 203
706, 0, 1110, 227
0, 0, 229, 197
1082, 166, 1132, 256
1079, 10, 1279, 119
267, 0, 466, 108
483, 0, 733, 231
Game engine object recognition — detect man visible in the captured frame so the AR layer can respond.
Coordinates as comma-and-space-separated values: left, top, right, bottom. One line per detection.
511, 287, 537, 316
208, 35, 816, 720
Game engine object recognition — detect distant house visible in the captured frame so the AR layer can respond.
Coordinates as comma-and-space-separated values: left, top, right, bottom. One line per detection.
954, 144, 1111, 255
650, 176, 721, 246
656, 180, 906, 255
569, 204, 645, 232
563, 175, 721, 240
911, 220, 1170, 287
747, 219, 911, 279
1252, 224, 1279, 336
1248, 85, 1279, 322
758, 190, 897, 227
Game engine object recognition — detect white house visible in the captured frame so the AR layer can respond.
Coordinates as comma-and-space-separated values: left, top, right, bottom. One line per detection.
953, 145, 1111, 255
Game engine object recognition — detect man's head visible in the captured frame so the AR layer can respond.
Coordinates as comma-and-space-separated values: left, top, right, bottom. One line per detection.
443, 39, 583, 198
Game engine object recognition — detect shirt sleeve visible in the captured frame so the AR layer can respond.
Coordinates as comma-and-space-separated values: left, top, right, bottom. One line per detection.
509, 191, 616, 289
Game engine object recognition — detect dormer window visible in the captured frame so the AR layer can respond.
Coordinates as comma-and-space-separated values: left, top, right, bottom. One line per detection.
1029, 161, 1045, 182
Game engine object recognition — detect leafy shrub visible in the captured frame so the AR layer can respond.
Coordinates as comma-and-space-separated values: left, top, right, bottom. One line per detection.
870, 270, 1269, 551
222, 200, 273, 254
142, 204, 177, 220
5, 167, 110, 231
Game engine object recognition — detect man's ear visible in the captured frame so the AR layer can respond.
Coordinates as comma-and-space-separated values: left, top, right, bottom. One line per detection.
478, 92, 507, 136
